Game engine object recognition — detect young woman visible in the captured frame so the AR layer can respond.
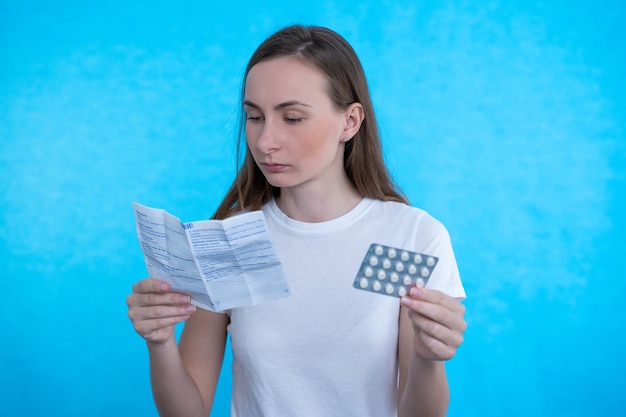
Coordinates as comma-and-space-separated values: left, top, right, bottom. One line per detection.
127, 25, 467, 417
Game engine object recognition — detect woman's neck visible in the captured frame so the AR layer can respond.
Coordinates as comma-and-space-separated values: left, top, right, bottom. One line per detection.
276, 179, 363, 223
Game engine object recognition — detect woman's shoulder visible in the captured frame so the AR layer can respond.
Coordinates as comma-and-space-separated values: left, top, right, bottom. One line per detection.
369, 198, 430, 218
370, 198, 450, 235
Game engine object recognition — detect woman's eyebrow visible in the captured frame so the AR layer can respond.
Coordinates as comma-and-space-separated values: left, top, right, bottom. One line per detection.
243, 100, 312, 110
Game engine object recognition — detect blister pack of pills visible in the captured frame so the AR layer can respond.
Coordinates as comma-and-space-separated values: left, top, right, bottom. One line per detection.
353, 243, 438, 298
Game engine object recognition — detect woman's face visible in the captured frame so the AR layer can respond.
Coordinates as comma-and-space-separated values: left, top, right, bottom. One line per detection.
244, 57, 349, 191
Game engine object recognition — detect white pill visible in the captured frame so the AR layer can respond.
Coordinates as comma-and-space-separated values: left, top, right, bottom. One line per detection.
398, 287, 407, 297
403, 275, 413, 286
369, 256, 379, 266
372, 281, 382, 291
374, 245, 384, 256
421, 267, 430, 277
415, 278, 425, 288
413, 254, 423, 264
385, 283, 395, 294
407, 264, 417, 275
390, 272, 399, 283
426, 256, 435, 267
359, 278, 369, 288
395, 262, 405, 272
377, 270, 386, 280
364, 266, 374, 277
400, 251, 410, 261
382, 258, 391, 269
387, 248, 397, 258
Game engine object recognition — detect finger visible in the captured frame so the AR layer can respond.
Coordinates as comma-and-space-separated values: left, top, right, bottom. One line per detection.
402, 287, 467, 330
126, 290, 191, 312
408, 287, 466, 314
416, 326, 458, 360
141, 291, 192, 307
132, 278, 171, 294
129, 303, 196, 322
401, 294, 465, 332
134, 315, 191, 338
409, 310, 464, 348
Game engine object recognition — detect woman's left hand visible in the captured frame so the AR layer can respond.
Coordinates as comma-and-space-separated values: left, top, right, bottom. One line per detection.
400, 287, 467, 361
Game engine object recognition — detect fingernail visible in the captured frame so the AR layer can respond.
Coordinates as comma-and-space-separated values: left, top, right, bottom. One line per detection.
186, 304, 196, 313
400, 296, 410, 306
180, 295, 191, 303
410, 287, 421, 297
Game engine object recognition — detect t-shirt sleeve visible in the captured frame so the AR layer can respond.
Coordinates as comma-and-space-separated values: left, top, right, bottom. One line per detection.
414, 212, 466, 300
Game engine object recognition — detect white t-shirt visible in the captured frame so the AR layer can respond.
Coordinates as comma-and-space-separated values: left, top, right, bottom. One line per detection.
226, 198, 465, 417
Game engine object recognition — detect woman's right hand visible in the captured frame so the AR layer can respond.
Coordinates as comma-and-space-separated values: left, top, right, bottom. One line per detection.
126, 278, 196, 345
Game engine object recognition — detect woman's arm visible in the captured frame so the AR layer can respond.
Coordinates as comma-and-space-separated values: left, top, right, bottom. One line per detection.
150, 309, 229, 417
397, 287, 466, 417
127, 279, 229, 417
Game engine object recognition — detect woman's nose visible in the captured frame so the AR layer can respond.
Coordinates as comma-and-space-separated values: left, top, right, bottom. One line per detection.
255, 121, 280, 154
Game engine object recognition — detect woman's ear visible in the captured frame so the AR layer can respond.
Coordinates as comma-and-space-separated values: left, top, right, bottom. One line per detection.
342, 102, 364, 141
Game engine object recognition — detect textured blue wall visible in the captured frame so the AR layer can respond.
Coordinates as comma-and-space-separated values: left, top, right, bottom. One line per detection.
1, 1, 624, 416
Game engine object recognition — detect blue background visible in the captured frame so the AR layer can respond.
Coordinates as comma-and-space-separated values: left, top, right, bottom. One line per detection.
1, 1, 625, 416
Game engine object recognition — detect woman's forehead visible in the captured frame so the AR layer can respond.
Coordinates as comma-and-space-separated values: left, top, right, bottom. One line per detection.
244, 57, 330, 105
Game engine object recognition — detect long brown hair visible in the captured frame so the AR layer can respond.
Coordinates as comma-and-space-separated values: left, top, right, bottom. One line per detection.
212, 25, 407, 219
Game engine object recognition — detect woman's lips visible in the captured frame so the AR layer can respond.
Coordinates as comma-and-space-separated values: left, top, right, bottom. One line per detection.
262, 163, 288, 173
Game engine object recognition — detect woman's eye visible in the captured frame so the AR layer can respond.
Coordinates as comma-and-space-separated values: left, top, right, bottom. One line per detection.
284, 117, 303, 123
246, 115, 263, 122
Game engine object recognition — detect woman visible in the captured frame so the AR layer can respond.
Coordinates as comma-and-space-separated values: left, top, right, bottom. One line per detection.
127, 25, 467, 417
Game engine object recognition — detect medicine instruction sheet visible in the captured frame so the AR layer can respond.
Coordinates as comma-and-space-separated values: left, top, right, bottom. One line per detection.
133, 202, 291, 311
